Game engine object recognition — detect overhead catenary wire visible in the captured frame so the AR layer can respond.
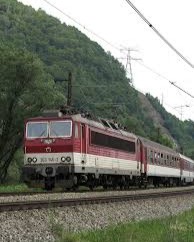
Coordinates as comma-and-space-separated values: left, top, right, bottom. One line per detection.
169, 82, 194, 98
42, 0, 194, 101
42, 0, 120, 51
125, 0, 194, 69
135, 60, 194, 98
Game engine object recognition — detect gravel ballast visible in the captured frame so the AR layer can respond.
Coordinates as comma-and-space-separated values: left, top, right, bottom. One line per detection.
0, 193, 194, 242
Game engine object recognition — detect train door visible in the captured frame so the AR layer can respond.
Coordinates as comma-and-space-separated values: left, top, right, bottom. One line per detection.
80, 124, 87, 164
137, 139, 147, 174
180, 157, 183, 181
136, 139, 141, 172
143, 147, 148, 174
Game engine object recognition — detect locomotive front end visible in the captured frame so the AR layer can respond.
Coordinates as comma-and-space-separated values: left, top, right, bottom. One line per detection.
22, 117, 75, 190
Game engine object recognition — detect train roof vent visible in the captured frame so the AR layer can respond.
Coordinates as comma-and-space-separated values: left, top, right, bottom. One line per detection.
108, 121, 119, 130
100, 118, 111, 128
42, 110, 60, 117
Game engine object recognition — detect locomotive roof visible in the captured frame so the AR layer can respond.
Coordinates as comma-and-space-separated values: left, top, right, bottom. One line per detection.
179, 154, 194, 163
138, 136, 178, 155
72, 114, 138, 140
26, 113, 137, 140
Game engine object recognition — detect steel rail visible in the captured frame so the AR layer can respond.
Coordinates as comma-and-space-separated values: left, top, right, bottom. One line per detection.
2, 185, 192, 197
0, 191, 60, 197
0, 189, 194, 212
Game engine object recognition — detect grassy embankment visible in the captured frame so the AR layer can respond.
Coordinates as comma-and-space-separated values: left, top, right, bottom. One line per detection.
52, 207, 194, 242
0, 183, 35, 193
0, 183, 28, 193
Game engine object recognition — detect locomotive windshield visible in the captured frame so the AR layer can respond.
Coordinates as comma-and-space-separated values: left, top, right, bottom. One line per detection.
50, 121, 72, 137
26, 120, 72, 138
26, 122, 48, 138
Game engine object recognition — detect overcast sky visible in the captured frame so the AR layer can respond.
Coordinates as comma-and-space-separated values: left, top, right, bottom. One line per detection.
18, 0, 194, 121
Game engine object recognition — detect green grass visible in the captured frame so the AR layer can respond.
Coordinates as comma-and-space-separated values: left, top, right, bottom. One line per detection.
0, 183, 32, 193
51, 207, 194, 242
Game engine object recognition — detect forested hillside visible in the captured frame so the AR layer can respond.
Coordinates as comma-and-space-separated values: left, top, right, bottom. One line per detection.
0, 0, 194, 181
0, 0, 160, 137
146, 94, 194, 159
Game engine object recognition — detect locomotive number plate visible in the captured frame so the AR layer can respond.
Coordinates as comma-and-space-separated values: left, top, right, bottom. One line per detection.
40, 157, 59, 162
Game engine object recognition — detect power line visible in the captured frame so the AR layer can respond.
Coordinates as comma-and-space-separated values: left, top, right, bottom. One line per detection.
42, 0, 120, 51
42, 0, 194, 100
135, 60, 194, 99
125, 0, 194, 69
135, 60, 170, 82
169, 82, 194, 98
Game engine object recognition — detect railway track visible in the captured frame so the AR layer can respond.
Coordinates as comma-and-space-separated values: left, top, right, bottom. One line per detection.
0, 191, 61, 197
0, 188, 194, 212
0, 184, 189, 197
0, 186, 157, 197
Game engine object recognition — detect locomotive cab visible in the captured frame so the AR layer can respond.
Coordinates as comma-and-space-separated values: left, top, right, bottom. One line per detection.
23, 116, 76, 190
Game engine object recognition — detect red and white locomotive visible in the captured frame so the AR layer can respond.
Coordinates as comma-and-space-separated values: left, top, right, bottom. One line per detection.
22, 109, 194, 190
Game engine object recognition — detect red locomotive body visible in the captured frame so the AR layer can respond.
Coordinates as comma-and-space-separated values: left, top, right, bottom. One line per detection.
23, 113, 141, 190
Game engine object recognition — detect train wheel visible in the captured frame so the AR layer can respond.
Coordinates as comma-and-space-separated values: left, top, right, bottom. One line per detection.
72, 185, 78, 191
45, 177, 54, 191
103, 185, 107, 190
144, 183, 147, 189
119, 185, 124, 190
89, 185, 94, 191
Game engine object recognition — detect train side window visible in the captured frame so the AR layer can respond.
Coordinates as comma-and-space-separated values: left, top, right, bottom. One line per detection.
164, 154, 167, 165
167, 155, 169, 166
150, 150, 153, 163
90, 131, 135, 153
157, 152, 160, 165
169, 155, 172, 166
177, 158, 180, 168
154, 152, 157, 164
74, 124, 79, 138
176, 158, 179, 168
172, 156, 174, 166
160, 153, 163, 165
147, 149, 150, 162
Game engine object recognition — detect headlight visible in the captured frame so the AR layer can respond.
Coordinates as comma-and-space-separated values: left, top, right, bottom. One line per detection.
65, 156, 71, 162
27, 157, 32, 163
33, 157, 37, 163
61, 157, 66, 162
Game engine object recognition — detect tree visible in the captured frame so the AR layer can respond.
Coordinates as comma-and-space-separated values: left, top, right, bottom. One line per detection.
0, 45, 64, 182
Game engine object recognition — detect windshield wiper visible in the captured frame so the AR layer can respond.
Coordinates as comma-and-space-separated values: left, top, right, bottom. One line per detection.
50, 128, 60, 137
37, 130, 47, 138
